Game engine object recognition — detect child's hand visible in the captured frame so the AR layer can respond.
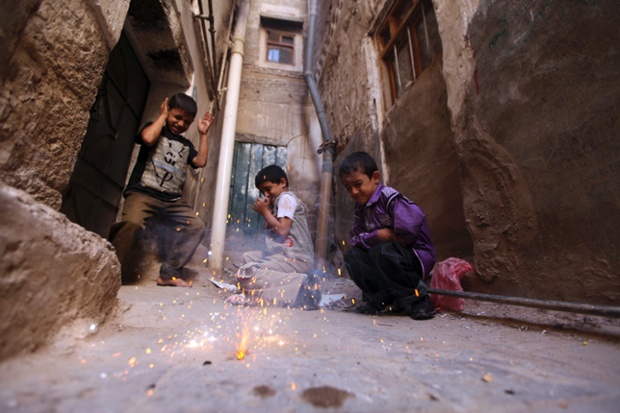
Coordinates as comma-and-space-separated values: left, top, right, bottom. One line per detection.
198, 111, 214, 135
159, 98, 169, 117
253, 197, 270, 215
377, 228, 404, 244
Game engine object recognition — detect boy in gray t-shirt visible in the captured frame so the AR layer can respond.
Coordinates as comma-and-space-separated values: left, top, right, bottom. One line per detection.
109, 93, 213, 287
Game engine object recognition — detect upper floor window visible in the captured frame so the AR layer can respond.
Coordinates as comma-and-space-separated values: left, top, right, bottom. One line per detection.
266, 29, 295, 65
258, 16, 303, 71
376, 0, 442, 103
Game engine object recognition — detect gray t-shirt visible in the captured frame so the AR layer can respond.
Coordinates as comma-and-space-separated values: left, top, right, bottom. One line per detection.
125, 124, 198, 201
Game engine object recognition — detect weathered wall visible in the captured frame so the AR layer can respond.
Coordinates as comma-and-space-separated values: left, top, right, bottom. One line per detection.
0, 0, 232, 362
315, 0, 472, 263
317, 0, 620, 304
382, 60, 473, 259
315, 2, 386, 253
0, 0, 126, 362
233, 0, 322, 235
0, 0, 127, 209
0, 183, 120, 362
437, 0, 620, 303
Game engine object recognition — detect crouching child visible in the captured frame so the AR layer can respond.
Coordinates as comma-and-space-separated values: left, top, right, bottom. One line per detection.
226, 165, 321, 309
339, 152, 436, 319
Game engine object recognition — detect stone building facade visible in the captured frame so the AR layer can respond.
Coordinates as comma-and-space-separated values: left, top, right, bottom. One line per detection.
312, 0, 620, 303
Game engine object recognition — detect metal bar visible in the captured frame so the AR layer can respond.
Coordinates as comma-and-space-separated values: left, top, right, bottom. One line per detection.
208, 0, 218, 87
197, 0, 218, 103
428, 288, 620, 318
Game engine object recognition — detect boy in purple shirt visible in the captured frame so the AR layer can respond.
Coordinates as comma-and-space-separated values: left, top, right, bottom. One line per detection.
339, 152, 436, 319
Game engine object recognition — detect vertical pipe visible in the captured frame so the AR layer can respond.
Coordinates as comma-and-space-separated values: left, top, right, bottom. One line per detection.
207, 0, 218, 86
209, 0, 251, 273
305, 0, 334, 270
315, 154, 333, 270
197, 0, 217, 101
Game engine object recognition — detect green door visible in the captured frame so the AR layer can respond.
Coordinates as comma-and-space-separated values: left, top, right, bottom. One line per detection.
227, 142, 287, 250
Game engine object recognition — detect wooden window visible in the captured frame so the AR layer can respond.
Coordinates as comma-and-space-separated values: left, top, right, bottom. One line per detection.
266, 29, 295, 65
376, 0, 442, 102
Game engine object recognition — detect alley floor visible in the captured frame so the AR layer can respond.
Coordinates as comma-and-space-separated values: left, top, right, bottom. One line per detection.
1, 263, 619, 413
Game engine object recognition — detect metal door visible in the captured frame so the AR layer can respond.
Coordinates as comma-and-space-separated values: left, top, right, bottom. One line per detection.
227, 142, 287, 249
60, 32, 149, 237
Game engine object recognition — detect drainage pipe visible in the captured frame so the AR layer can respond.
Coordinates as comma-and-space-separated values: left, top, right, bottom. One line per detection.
196, 0, 218, 103
208, 0, 250, 273
305, 0, 335, 270
429, 288, 620, 318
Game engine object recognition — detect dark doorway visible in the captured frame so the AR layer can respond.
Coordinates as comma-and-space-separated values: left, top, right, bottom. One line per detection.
227, 142, 287, 249
61, 32, 149, 237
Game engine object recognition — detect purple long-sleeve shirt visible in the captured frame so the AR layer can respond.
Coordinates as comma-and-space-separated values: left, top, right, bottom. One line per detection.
349, 183, 436, 277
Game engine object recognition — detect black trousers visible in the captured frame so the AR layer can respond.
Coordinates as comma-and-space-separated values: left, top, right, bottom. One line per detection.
344, 241, 427, 308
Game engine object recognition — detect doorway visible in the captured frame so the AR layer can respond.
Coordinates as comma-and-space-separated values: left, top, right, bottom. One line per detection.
60, 32, 149, 237
227, 141, 287, 249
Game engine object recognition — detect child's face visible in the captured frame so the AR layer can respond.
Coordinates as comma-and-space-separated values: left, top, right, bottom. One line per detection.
257, 178, 287, 206
166, 107, 195, 135
340, 169, 380, 206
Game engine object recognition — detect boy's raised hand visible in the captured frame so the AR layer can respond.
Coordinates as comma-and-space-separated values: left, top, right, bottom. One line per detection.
159, 98, 169, 117
198, 111, 214, 135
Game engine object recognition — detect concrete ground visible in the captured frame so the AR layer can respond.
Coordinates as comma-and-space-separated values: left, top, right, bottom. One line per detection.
1, 260, 620, 413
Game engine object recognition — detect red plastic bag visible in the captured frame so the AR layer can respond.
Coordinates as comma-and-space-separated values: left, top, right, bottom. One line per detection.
429, 258, 473, 312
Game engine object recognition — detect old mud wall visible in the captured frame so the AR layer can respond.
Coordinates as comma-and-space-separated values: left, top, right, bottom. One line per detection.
0, 0, 128, 361
0, 184, 120, 362
316, 0, 619, 304
0, 0, 128, 209
314, 0, 472, 262
0, 0, 235, 361
438, 0, 620, 303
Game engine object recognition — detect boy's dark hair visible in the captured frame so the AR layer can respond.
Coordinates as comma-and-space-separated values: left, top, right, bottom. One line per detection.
338, 151, 378, 178
255, 165, 288, 188
168, 93, 197, 117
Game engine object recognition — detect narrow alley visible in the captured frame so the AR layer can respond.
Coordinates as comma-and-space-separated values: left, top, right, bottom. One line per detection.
2, 1, 620, 412
1, 264, 619, 413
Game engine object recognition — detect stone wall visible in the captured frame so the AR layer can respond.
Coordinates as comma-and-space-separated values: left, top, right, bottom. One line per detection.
0, 183, 121, 362
315, 0, 472, 265
0, 0, 231, 362
316, 0, 620, 303
439, 0, 620, 302
0, 0, 128, 210
232, 0, 323, 235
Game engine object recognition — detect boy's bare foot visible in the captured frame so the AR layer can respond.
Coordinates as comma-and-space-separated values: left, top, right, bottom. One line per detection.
157, 276, 192, 287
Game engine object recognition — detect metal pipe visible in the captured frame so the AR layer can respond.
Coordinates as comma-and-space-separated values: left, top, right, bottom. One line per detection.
208, 0, 250, 273
207, 0, 218, 84
305, 0, 335, 269
428, 288, 620, 318
196, 0, 218, 102
216, 0, 238, 99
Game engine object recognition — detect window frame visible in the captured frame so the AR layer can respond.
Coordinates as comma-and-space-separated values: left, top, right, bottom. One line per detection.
376, 0, 442, 103
265, 28, 296, 65
258, 16, 303, 72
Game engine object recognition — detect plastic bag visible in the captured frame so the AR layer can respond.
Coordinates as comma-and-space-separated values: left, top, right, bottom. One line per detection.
429, 258, 473, 312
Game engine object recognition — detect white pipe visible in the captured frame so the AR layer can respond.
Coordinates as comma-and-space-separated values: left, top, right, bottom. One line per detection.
209, 0, 250, 273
